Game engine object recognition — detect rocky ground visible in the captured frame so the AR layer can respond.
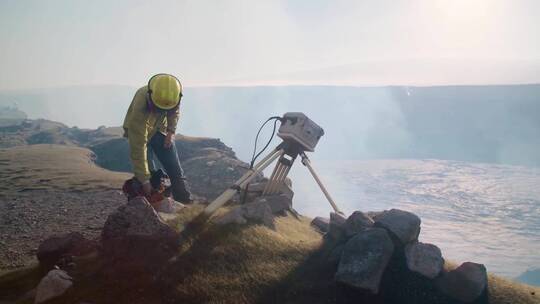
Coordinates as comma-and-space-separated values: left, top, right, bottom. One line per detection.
0, 118, 259, 273
2, 190, 538, 304
0, 190, 125, 270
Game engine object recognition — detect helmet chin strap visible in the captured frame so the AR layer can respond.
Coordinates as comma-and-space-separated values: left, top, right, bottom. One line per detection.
146, 92, 158, 113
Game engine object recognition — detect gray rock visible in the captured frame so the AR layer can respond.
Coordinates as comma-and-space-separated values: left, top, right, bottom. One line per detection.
101, 197, 179, 273
335, 228, 395, 294
343, 211, 374, 238
246, 178, 294, 200
311, 217, 330, 233
215, 200, 275, 229
374, 209, 421, 245
243, 201, 275, 228
102, 197, 178, 241
328, 212, 347, 240
436, 262, 488, 303
215, 207, 247, 225
327, 244, 344, 265
367, 211, 384, 219
34, 269, 73, 304
233, 178, 295, 205
255, 194, 292, 214
277, 178, 294, 200
405, 242, 444, 279
246, 182, 266, 193
37, 232, 95, 269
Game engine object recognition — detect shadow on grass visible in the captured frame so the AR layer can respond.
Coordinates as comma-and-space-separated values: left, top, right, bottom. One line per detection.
253, 237, 490, 304
254, 236, 340, 304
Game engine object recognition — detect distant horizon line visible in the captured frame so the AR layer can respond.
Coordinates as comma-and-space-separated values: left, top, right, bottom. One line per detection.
2, 82, 540, 92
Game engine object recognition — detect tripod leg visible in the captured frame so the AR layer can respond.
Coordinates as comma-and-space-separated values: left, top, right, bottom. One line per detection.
300, 152, 343, 214
263, 159, 283, 195
263, 155, 296, 195
203, 148, 284, 217
236, 147, 282, 186
264, 161, 286, 195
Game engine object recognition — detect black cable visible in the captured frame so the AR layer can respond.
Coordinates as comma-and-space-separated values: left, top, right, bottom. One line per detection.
242, 116, 281, 204
249, 116, 281, 169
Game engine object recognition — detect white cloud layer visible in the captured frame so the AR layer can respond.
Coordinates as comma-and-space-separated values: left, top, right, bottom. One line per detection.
1, 0, 539, 89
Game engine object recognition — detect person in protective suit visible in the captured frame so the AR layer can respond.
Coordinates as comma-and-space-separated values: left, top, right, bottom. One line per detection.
123, 73, 192, 203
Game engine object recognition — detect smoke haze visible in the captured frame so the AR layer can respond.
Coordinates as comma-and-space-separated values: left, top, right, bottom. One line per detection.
2, 84, 539, 167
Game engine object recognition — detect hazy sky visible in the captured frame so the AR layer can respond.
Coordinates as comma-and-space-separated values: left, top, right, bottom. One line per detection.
1, 0, 539, 90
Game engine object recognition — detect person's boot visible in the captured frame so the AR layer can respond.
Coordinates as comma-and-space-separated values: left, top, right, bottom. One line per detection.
171, 178, 192, 204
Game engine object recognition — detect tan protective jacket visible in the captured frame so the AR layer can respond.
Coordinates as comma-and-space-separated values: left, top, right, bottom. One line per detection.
122, 86, 180, 182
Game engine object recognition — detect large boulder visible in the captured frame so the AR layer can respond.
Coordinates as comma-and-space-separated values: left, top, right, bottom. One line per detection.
215, 200, 275, 229
405, 242, 444, 279
101, 197, 179, 274
343, 211, 374, 238
373, 209, 421, 246
34, 269, 73, 304
311, 217, 330, 233
436, 262, 488, 303
335, 228, 395, 294
182, 149, 263, 200
37, 232, 96, 269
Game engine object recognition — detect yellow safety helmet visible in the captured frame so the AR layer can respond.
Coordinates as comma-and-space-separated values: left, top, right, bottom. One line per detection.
147, 74, 183, 110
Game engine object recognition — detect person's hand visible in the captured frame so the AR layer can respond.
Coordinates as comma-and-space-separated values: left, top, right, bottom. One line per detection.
164, 132, 174, 149
142, 181, 152, 196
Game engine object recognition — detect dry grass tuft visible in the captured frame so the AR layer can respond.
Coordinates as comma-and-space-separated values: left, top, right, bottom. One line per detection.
487, 274, 539, 304
162, 210, 324, 303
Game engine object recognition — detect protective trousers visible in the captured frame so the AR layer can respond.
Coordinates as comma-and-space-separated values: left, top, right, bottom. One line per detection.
148, 132, 192, 202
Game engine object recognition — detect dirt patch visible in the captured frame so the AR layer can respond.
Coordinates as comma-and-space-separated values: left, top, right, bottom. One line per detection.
0, 190, 126, 271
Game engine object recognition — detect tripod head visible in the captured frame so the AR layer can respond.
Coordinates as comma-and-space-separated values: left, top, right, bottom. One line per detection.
277, 112, 324, 152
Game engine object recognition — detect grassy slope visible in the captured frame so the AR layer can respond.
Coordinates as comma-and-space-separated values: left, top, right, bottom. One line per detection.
0, 144, 129, 194
165, 206, 328, 304
2, 206, 537, 304
154, 209, 540, 304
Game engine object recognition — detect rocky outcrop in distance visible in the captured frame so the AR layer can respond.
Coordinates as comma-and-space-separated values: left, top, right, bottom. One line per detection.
0, 117, 260, 200
0, 118, 122, 148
